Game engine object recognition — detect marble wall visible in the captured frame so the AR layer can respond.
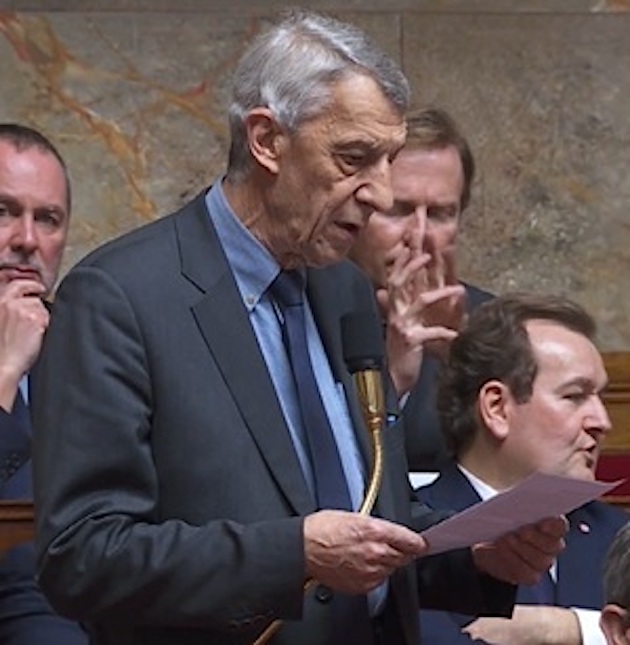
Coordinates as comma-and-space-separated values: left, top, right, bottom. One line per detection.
1, 1, 629, 348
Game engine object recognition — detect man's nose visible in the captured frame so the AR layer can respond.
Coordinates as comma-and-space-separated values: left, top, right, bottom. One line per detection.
411, 207, 428, 240
10, 215, 38, 254
589, 395, 613, 436
357, 158, 394, 213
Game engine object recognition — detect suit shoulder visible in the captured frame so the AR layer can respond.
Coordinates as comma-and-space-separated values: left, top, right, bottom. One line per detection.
309, 260, 377, 311
313, 260, 372, 291
462, 282, 494, 310
572, 499, 629, 532
414, 471, 449, 506
75, 192, 208, 274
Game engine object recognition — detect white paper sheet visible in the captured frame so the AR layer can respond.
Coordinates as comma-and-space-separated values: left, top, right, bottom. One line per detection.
421, 472, 623, 555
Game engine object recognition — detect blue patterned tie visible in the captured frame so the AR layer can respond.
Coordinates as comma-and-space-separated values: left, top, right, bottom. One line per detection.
271, 271, 374, 644
270, 270, 352, 510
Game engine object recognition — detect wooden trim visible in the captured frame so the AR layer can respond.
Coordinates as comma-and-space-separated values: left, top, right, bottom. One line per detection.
0, 353, 627, 540
0, 500, 34, 553
602, 352, 630, 453
598, 353, 630, 509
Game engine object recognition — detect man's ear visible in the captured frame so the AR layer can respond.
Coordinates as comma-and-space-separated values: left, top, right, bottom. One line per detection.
478, 380, 511, 441
244, 107, 285, 175
600, 604, 630, 645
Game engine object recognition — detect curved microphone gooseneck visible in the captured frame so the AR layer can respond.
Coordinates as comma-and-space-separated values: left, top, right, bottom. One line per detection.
252, 310, 386, 645
340, 310, 386, 515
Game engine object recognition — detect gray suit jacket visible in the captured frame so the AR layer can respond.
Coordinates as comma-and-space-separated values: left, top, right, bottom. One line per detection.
32, 191, 514, 645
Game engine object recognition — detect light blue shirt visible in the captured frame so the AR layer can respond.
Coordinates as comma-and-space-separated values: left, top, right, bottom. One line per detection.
205, 181, 366, 511
19, 375, 29, 404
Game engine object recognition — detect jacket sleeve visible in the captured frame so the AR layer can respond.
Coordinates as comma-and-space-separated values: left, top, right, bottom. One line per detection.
31, 265, 306, 633
0, 407, 31, 486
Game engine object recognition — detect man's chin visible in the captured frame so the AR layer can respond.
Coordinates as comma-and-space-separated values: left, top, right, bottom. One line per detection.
565, 464, 597, 482
304, 244, 351, 269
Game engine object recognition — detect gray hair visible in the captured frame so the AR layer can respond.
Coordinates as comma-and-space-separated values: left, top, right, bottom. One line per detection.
603, 521, 630, 610
227, 9, 410, 179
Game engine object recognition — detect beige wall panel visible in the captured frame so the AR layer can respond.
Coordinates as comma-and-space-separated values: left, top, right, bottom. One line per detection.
1, 6, 629, 348
0, 10, 399, 275
402, 13, 630, 348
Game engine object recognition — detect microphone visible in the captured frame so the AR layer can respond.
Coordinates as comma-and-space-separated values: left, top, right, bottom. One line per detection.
341, 311, 386, 514
253, 312, 387, 645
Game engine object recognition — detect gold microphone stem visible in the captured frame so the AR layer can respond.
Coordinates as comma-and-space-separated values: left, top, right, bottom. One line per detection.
355, 369, 385, 516
253, 369, 385, 645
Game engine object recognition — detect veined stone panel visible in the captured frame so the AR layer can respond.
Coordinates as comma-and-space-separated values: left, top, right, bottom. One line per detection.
1, 9, 629, 349
402, 13, 630, 349
1, 1, 630, 13
0, 10, 399, 275
0, 11, 245, 270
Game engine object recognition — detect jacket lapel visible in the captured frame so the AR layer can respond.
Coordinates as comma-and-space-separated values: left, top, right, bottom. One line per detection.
175, 196, 314, 515
555, 504, 603, 608
426, 463, 482, 512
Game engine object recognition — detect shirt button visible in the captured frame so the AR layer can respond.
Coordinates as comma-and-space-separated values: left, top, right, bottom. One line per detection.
315, 584, 333, 604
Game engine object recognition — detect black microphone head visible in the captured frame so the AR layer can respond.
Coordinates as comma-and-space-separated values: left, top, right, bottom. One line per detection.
341, 311, 384, 374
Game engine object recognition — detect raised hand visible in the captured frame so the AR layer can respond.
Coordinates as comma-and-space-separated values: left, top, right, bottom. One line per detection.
0, 278, 49, 410
377, 228, 464, 397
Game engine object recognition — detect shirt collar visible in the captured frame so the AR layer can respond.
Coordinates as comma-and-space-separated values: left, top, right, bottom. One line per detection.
205, 179, 279, 311
458, 464, 499, 501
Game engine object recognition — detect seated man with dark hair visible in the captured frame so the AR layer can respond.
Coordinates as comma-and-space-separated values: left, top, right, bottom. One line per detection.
0, 123, 87, 643
417, 292, 628, 644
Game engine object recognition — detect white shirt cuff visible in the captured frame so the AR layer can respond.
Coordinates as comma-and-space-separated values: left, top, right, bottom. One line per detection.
572, 607, 606, 645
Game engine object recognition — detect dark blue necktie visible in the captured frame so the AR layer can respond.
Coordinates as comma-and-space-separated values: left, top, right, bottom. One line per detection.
270, 270, 352, 511
271, 271, 374, 644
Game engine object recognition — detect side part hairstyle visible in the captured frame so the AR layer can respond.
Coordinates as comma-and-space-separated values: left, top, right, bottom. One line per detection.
438, 292, 596, 458
404, 107, 475, 211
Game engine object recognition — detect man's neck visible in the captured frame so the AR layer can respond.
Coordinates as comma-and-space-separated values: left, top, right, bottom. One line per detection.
458, 449, 520, 492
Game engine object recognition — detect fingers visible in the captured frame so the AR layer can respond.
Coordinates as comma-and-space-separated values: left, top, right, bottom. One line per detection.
472, 516, 568, 586
303, 511, 427, 594
512, 515, 568, 558
441, 246, 458, 285
509, 516, 568, 578
417, 284, 465, 308
386, 247, 431, 292
0, 279, 50, 380
535, 515, 570, 540
1, 278, 46, 301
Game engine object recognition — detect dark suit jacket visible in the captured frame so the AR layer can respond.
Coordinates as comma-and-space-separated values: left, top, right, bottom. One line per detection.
0, 398, 87, 644
416, 463, 629, 643
0, 395, 31, 484
404, 284, 493, 472
32, 191, 516, 645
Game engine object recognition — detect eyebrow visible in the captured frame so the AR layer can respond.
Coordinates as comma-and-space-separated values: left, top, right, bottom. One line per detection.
561, 376, 608, 392
0, 194, 68, 219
